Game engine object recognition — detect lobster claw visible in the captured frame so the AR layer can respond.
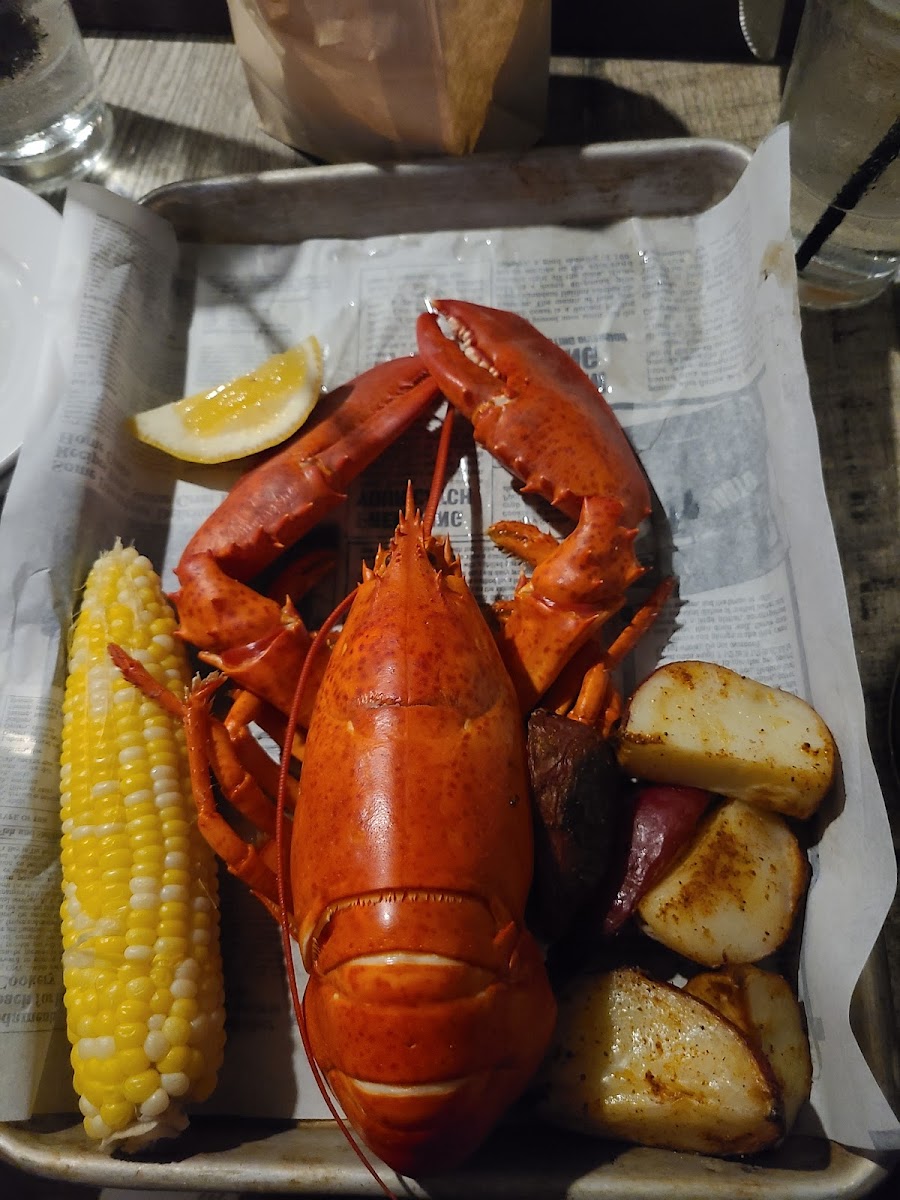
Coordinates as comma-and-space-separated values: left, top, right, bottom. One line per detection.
417, 300, 659, 719
416, 299, 651, 528
170, 355, 440, 715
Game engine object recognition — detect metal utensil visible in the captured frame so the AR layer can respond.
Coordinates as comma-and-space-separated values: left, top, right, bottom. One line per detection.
739, 0, 789, 60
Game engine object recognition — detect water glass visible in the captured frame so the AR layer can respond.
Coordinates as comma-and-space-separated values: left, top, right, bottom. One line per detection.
779, 0, 900, 309
0, 0, 112, 193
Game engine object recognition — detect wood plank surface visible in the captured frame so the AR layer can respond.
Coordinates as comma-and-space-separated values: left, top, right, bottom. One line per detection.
83, 37, 786, 197
71, 0, 804, 62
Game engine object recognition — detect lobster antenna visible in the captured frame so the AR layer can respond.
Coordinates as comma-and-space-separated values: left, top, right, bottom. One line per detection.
423, 405, 455, 537
274, 588, 399, 1200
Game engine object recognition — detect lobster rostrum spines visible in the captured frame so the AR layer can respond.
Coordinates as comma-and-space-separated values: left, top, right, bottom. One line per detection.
294, 488, 556, 1174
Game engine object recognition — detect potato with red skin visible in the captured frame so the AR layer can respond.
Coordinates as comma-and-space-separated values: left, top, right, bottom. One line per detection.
538, 660, 825, 1153
527, 710, 624, 941
635, 798, 809, 966
602, 784, 711, 935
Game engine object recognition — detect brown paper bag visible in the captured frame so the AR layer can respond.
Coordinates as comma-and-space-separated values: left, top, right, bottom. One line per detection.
226, 0, 550, 162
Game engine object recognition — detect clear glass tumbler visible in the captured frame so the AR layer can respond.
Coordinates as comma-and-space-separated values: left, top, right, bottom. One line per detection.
0, 0, 112, 193
779, 0, 900, 309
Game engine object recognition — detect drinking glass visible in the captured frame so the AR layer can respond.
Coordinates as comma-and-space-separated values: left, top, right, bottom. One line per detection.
778, 0, 900, 309
0, 0, 112, 193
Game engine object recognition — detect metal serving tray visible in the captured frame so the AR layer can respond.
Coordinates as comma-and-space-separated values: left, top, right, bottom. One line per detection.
2, 138, 897, 1198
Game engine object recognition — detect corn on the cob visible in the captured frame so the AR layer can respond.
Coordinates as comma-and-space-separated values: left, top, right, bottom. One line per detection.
59, 540, 226, 1149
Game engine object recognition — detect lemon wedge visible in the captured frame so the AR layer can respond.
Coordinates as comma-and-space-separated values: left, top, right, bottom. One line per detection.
131, 336, 324, 464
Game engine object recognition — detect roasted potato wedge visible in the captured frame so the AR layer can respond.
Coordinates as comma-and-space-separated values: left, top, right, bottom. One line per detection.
636, 798, 809, 966
685, 965, 812, 1131
602, 784, 711, 935
616, 660, 837, 819
539, 966, 783, 1155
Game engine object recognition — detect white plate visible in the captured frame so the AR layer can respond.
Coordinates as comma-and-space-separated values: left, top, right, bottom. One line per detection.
0, 176, 62, 478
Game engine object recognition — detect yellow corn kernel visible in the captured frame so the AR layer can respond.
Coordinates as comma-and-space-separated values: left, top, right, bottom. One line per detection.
116, 1047, 151, 1078
161, 1015, 191, 1048
157, 1045, 191, 1075
100, 1099, 137, 1133
170, 997, 198, 1023
122, 1068, 161, 1105
59, 541, 226, 1149
115, 1020, 148, 1049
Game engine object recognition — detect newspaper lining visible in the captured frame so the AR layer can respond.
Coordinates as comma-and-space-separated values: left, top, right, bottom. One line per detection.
0, 126, 897, 1150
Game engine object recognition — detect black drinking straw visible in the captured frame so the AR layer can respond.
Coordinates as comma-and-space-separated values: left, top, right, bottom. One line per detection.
795, 113, 900, 271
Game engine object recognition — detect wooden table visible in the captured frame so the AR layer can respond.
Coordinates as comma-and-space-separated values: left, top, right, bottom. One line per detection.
3, 27, 898, 1199
83, 37, 787, 193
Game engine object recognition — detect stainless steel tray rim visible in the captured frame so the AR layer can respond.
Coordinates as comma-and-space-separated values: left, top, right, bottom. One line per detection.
139, 136, 754, 209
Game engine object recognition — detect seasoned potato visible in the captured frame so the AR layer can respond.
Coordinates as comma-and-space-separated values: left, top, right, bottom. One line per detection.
616, 660, 837, 819
685, 965, 812, 1131
636, 798, 809, 966
539, 966, 783, 1155
602, 784, 711, 935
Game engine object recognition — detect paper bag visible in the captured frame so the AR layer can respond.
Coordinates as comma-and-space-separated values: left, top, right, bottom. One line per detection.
226, 0, 550, 162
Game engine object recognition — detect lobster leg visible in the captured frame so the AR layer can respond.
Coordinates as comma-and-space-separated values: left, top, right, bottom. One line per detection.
183, 674, 295, 931
264, 547, 336, 618
567, 576, 674, 732
171, 356, 440, 715
224, 689, 308, 779
212, 706, 299, 828
108, 646, 297, 931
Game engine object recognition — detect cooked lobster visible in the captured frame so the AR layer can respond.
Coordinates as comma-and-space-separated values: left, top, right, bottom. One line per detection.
293, 484, 557, 1174
115, 301, 662, 1178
